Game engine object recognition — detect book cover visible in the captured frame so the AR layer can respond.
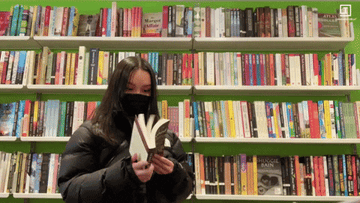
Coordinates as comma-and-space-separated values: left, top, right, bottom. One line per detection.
129, 114, 170, 162
318, 13, 341, 37
257, 156, 283, 195
0, 102, 16, 137
141, 12, 162, 37
0, 11, 10, 36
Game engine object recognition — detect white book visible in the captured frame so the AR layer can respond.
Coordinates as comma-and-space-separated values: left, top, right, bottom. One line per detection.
76, 46, 86, 85
312, 8, 318, 37
206, 52, 215, 85
44, 100, 51, 137
277, 8, 283, 37
301, 5, 308, 37
40, 6, 46, 36
45, 52, 53, 84
193, 6, 201, 38
225, 52, 231, 85
275, 53, 282, 86
289, 54, 296, 86
11, 51, 20, 84
357, 69, 360, 86
27, 51, 36, 86
198, 52, 204, 85
48, 9, 54, 36
281, 102, 290, 138
58, 51, 66, 85
329, 100, 337, 139
233, 101, 239, 138
72, 101, 79, 134
0, 152, 4, 193
200, 7, 206, 38
333, 53, 339, 86
305, 54, 311, 86
22, 51, 32, 86
241, 101, 251, 138
237, 52, 242, 86
6, 52, 15, 84
178, 101, 184, 138
309, 53, 315, 86
194, 153, 201, 194
111, 2, 117, 37
127, 52, 135, 57
302, 101, 310, 138
51, 100, 57, 137
294, 55, 301, 86
235, 101, 244, 138
323, 156, 329, 196
214, 8, 220, 38
219, 7, 225, 38
53, 100, 61, 137
53, 7, 63, 36
0, 51, 7, 82
47, 153, 55, 193
214, 53, 220, 85
254, 101, 263, 138
117, 51, 125, 63
307, 7, 313, 37
352, 54, 356, 86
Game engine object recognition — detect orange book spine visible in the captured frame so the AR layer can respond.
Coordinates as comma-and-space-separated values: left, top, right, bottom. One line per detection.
295, 155, 302, 195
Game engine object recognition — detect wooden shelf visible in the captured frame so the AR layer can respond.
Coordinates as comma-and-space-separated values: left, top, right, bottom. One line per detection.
193, 85, 360, 96
33, 36, 193, 50
0, 193, 9, 198
195, 137, 360, 144
195, 194, 360, 201
20, 137, 70, 142
0, 137, 17, 141
13, 193, 61, 199
0, 36, 41, 50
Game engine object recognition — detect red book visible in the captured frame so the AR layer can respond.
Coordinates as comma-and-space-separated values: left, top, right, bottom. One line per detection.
194, 53, 199, 85
313, 156, 320, 196
308, 100, 315, 138
1, 51, 9, 84
205, 102, 212, 137
313, 53, 320, 86
252, 54, 257, 86
287, 6, 295, 37
205, 7, 211, 37
43, 6, 51, 36
61, 7, 69, 36
0, 11, 10, 36
102, 8, 108, 37
162, 6, 168, 37
188, 53, 193, 85
352, 155, 358, 196
182, 53, 188, 85
244, 54, 249, 85
133, 7, 138, 37
260, 54, 265, 86
22, 99, 32, 137
138, 7, 143, 37
269, 54, 275, 86
318, 156, 325, 196
312, 102, 321, 138
281, 54, 286, 86
74, 53, 79, 85
131, 7, 135, 37
127, 8, 132, 37
55, 52, 61, 85
123, 8, 128, 37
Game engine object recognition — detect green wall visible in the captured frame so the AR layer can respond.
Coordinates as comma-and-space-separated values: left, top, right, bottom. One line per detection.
0, 0, 359, 202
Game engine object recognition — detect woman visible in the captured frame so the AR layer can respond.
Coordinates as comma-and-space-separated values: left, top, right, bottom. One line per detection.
58, 56, 194, 203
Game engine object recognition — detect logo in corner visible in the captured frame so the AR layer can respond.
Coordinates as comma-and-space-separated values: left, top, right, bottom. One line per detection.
340, 4, 351, 17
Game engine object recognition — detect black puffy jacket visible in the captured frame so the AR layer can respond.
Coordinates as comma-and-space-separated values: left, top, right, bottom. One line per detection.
58, 120, 194, 203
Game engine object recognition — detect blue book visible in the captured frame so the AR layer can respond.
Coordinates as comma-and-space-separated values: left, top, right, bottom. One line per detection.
16, 5, 24, 36
249, 54, 253, 86
193, 101, 199, 137
106, 8, 111, 37
338, 101, 346, 138
256, 54, 261, 86
67, 6, 75, 36
318, 100, 326, 139
16, 51, 27, 84
15, 100, 26, 138
34, 153, 43, 193
286, 102, 295, 138
233, 53, 238, 85
154, 52, 159, 75
50, 7, 57, 36
197, 101, 204, 137
209, 102, 215, 137
230, 10, 234, 37
0, 102, 16, 136
187, 9, 193, 36
338, 51, 343, 86
10, 5, 20, 36
220, 100, 228, 138
342, 154, 348, 196
148, 52, 153, 70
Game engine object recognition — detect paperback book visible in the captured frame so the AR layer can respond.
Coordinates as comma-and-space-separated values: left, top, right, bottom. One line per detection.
257, 156, 283, 195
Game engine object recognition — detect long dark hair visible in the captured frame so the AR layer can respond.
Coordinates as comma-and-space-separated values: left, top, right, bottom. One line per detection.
91, 56, 159, 144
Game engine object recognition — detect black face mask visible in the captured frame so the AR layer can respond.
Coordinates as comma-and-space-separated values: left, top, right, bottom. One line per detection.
121, 94, 151, 117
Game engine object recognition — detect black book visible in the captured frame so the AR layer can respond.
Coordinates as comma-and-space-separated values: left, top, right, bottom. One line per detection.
294, 6, 300, 37
88, 48, 99, 85
50, 53, 57, 84
157, 54, 162, 85
118, 8, 123, 37
161, 53, 167, 85
39, 153, 51, 193
173, 54, 178, 85
68, 101, 75, 136
177, 53, 182, 85
239, 9, 246, 37
218, 156, 225, 194
245, 8, 253, 37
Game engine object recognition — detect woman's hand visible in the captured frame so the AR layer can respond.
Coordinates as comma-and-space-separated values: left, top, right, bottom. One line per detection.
131, 153, 154, 183
151, 154, 174, 175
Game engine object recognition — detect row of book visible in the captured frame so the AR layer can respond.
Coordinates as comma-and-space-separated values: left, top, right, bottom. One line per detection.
188, 100, 360, 139
0, 151, 62, 194
0, 3, 350, 38
193, 6, 351, 38
194, 153, 359, 196
2, 47, 357, 87
0, 99, 180, 138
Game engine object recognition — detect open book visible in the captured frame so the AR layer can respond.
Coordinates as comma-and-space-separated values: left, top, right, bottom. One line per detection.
129, 114, 170, 162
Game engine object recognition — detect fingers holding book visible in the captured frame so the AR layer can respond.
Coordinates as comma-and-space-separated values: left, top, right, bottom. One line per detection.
151, 154, 174, 175
132, 153, 154, 183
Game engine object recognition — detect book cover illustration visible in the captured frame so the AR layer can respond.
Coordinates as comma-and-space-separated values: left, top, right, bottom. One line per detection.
257, 155, 283, 195
77, 14, 99, 36
141, 12, 162, 37
129, 114, 170, 162
0, 102, 16, 136
318, 13, 341, 37
0, 11, 10, 36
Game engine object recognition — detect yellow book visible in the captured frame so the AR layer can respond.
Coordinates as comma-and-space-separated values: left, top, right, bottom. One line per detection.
324, 100, 332, 139
161, 100, 168, 119
224, 101, 231, 138
69, 53, 76, 85
65, 52, 72, 85
19, 152, 28, 193
199, 52, 204, 85
273, 103, 280, 138
30, 6, 37, 37
184, 99, 190, 137
253, 155, 258, 195
97, 51, 104, 85
246, 156, 253, 195
240, 154, 247, 195
228, 100, 236, 138
71, 8, 80, 36
213, 102, 221, 138
39, 47, 49, 84
102, 51, 109, 85
345, 54, 350, 86
325, 53, 332, 86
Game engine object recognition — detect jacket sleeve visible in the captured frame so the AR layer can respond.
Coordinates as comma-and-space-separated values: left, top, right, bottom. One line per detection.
149, 131, 194, 202
58, 125, 143, 203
